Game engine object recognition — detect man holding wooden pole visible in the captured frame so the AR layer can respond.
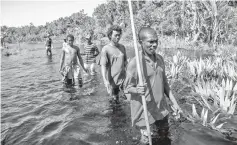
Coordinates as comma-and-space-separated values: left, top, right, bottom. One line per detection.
123, 26, 182, 144
125, 1, 181, 144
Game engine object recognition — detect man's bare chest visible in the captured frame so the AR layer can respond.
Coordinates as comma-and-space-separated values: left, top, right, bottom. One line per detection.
65, 47, 77, 55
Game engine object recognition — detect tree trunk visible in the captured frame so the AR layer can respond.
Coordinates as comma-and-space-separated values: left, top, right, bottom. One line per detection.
210, 0, 218, 48
191, 1, 198, 42
1, 37, 4, 47
136, 0, 140, 10
181, 0, 185, 39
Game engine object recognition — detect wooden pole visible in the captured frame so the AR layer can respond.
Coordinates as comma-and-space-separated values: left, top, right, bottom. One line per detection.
127, 0, 152, 144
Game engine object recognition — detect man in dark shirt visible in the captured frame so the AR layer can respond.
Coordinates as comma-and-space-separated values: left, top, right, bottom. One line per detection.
45, 34, 53, 55
123, 27, 182, 144
99, 25, 127, 103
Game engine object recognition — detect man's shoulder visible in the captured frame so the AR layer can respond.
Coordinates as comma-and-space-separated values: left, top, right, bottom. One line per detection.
71, 45, 80, 52
91, 43, 97, 47
156, 53, 166, 69
101, 44, 110, 52
102, 44, 110, 49
118, 43, 125, 48
156, 53, 164, 62
62, 45, 69, 51
73, 45, 79, 49
90, 43, 98, 49
86, 43, 95, 47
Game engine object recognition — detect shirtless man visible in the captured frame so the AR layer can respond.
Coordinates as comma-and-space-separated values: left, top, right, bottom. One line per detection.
59, 34, 88, 87
99, 25, 127, 103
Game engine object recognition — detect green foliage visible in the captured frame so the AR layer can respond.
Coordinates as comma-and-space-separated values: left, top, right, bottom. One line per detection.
1, 0, 237, 47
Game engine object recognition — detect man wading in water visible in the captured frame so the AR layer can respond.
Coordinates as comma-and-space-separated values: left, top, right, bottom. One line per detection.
123, 27, 182, 144
84, 34, 99, 76
99, 25, 127, 104
45, 34, 53, 55
59, 34, 88, 87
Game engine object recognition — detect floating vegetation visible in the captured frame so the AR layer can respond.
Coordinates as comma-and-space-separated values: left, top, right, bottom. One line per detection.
167, 51, 188, 82
164, 49, 237, 134
186, 104, 227, 132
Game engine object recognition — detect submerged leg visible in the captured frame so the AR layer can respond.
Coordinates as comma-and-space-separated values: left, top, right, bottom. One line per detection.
110, 87, 120, 104
74, 65, 83, 88
90, 63, 96, 75
152, 115, 171, 145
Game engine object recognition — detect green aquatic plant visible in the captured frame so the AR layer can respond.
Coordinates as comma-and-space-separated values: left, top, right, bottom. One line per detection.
216, 79, 237, 114
188, 58, 219, 82
193, 78, 237, 115
221, 62, 237, 81
167, 51, 188, 81
187, 58, 206, 81
193, 80, 217, 111
185, 104, 226, 130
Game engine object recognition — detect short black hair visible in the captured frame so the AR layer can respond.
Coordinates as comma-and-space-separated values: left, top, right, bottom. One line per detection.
107, 25, 122, 40
138, 27, 157, 41
66, 34, 74, 41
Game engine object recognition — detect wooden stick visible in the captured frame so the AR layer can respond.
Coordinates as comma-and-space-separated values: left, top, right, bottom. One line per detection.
127, 0, 152, 145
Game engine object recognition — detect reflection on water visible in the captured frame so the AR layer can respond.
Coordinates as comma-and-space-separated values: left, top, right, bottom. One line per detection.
1, 43, 237, 145
47, 54, 53, 63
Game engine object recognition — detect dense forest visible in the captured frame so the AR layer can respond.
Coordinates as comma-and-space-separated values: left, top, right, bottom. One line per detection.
1, 0, 237, 48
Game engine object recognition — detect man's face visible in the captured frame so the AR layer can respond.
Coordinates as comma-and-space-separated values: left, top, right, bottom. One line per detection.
67, 37, 74, 46
141, 33, 158, 55
111, 30, 121, 44
86, 38, 91, 43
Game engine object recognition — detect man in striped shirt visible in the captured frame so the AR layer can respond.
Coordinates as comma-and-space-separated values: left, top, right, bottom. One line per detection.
84, 35, 99, 75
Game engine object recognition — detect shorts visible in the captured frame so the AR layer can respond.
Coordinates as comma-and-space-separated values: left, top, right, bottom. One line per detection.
46, 46, 51, 51
112, 87, 120, 96
71, 65, 82, 79
61, 65, 82, 84
84, 63, 96, 74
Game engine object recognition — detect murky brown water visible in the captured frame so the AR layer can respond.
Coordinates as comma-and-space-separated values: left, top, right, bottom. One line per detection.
1, 43, 237, 145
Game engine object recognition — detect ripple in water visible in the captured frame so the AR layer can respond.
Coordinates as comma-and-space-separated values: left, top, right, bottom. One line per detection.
1, 43, 237, 145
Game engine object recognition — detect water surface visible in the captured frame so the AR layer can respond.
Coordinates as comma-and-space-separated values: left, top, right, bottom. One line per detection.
1, 43, 236, 145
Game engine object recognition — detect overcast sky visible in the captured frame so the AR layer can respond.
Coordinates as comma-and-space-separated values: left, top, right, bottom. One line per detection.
1, 0, 106, 27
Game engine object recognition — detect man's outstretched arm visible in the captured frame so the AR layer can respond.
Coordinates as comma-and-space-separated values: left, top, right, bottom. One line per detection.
100, 48, 112, 95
